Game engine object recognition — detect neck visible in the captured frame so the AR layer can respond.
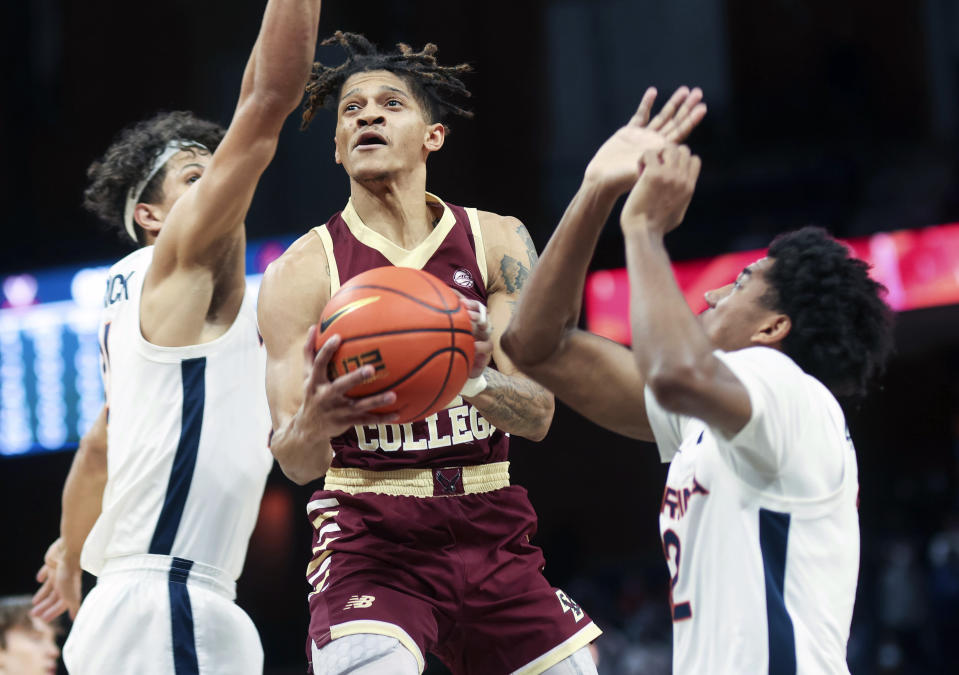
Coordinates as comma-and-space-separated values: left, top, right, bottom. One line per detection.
347, 166, 436, 249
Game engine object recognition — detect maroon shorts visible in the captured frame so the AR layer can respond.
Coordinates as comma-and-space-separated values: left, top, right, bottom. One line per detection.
305, 485, 600, 674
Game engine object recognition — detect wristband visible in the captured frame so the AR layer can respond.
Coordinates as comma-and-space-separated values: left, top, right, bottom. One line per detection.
460, 373, 489, 398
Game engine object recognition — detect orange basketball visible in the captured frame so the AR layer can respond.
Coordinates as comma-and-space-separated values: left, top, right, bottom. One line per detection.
315, 266, 475, 423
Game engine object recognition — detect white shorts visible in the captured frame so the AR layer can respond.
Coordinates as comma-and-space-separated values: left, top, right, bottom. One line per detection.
63, 554, 262, 675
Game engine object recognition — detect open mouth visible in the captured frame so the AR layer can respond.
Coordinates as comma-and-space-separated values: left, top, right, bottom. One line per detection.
354, 132, 387, 149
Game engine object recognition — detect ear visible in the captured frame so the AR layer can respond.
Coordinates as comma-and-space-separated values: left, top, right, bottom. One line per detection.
751, 313, 791, 347
133, 203, 164, 237
334, 137, 342, 165
424, 122, 446, 153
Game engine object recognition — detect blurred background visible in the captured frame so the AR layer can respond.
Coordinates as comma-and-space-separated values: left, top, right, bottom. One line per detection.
2, 1, 959, 673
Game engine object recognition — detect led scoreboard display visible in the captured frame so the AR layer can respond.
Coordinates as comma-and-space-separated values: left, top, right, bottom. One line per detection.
0, 239, 289, 457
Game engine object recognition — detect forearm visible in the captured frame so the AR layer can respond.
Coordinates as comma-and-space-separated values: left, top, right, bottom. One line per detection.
623, 227, 714, 389
243, 0, 322, 112
269, 413, 333, 485
465, 368, 554, 441
502, 180, 618, 367
60, 439, 108, 565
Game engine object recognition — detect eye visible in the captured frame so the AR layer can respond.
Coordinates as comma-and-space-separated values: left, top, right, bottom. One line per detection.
186, 173, 201, 184
385, 99, 402, 107
344, 103, 360, 112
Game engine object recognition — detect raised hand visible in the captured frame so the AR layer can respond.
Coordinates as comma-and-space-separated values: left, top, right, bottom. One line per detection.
300, 325, 398, 438
621, 144, 702, 236
461, 298, 492, 378
32, 538, 82, 621
584, 86, 706, 198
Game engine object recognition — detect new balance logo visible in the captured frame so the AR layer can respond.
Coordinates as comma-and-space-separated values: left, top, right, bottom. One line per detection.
343, 595, 375, 610
556, 590, 584, 622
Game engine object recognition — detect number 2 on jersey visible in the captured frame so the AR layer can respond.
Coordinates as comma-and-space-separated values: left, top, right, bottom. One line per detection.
662, 529, 692, 621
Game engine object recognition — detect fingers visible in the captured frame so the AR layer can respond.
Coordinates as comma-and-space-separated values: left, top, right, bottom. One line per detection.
631, 87, 658, 127
32, 573, 53, 604
667, 102, 707, 143
308, 332, 340, 391
647, 86, 689, 132
464, 300, 490, 341
328, 364, 377, 396
659, 87, 704, 139
31, 579, 66, 622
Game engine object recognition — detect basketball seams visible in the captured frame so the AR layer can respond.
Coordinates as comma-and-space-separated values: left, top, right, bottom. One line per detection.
337, 328, 472, 343
332, 284, 460, 314
360, 346, 471, 414
417, 267, 458, 425
318, 266, 475, 423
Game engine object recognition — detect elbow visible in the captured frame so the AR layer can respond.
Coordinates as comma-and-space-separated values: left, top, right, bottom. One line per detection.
269, 435, 331, 486
501, 325, 566, 374
647, 364, 703, 415
524, 398, 555, 442
278, 464, 320, 486
500, 327, 530, 368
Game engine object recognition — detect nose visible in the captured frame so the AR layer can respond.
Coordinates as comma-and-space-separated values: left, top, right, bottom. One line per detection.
703, 283, 733, 308
357, 112, 385, 127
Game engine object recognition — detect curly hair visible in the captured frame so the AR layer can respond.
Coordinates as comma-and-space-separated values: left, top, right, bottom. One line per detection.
83, 111, 225, 245
762, 226, 894, 401
301, 31, 473, 130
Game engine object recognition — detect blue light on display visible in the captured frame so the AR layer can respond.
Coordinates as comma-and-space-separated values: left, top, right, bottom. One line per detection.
0, 238, 288, 457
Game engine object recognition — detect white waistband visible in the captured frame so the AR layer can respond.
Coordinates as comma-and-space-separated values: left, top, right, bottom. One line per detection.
99, 554, 236, 600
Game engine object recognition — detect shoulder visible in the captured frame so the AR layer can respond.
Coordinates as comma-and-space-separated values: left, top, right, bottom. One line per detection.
476, 210, 526, 245
716, 346, 804, 380
259, 231, 331, 322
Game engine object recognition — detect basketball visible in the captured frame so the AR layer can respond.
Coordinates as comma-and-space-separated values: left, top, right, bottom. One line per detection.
315, 266, 476, 423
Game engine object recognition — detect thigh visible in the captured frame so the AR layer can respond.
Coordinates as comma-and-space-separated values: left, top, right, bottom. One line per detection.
311, 633, 419, 675
307, 576, 437, 674
438, 488, 602, 674
64, 576, 175, 675
191, 586, 263, 675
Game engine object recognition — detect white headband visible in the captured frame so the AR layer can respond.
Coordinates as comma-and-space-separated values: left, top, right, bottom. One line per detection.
122, 139, 209, 242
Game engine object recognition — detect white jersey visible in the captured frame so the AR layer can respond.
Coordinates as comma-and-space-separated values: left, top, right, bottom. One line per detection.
645, 347, 859, 674
82, 246, 273, 580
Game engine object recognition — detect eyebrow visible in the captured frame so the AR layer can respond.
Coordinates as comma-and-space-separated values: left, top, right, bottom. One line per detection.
177, 163, 205, 174
341, 85, 409, 101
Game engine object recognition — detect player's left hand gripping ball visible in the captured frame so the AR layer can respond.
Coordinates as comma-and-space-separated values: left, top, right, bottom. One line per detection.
462, 299, 492, 378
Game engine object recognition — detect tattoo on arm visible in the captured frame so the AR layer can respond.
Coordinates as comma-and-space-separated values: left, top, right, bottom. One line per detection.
500, 254, 530, 294
477, 368, 552, 437
516, 223, 539, 269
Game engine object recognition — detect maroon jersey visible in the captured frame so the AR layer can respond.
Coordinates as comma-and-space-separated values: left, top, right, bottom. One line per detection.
312, 193, 509, 470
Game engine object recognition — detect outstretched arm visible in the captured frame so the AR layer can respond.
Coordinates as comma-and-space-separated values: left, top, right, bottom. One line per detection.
621, 146, 751, 438
502, 87, 706, 439
143, 0, 324, 345
33, 405, 108, 621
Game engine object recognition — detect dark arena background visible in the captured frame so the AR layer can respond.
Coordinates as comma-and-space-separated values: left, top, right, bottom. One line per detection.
2, 1, 959, 673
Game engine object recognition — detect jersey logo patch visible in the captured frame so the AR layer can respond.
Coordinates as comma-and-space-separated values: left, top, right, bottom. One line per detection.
453, 268, 474, 288
555, 590, 584, 622
343, 595, 376, 610
321, 296, 381, 332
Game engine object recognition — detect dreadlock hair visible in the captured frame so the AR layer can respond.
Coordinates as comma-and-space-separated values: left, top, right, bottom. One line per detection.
301, 31, 473, 130
84, 111, 226, 245
761, 226, 894, 402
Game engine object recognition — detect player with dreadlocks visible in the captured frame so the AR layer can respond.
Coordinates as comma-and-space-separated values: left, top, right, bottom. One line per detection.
30, 1, 324, 672
257, 32, 711, 675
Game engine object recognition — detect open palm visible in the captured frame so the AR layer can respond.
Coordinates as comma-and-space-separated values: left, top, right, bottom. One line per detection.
585, 86, 706, 197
